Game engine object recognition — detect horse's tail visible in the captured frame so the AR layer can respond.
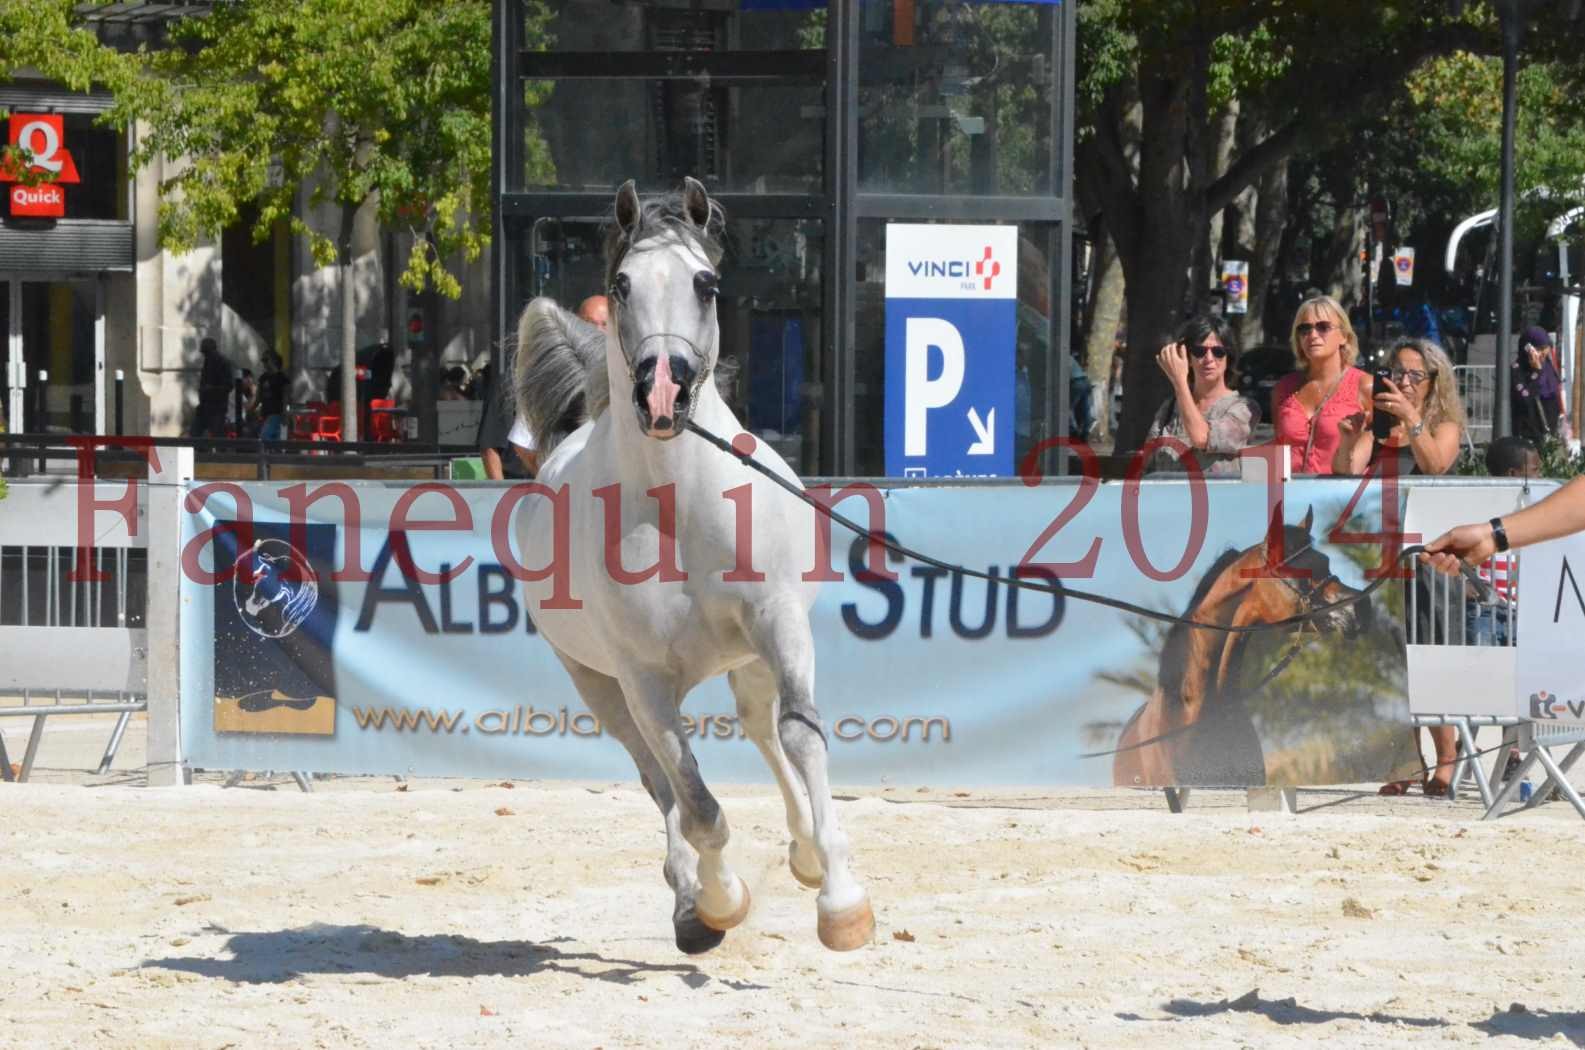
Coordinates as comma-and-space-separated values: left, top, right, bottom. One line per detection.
513, 297, 610, 455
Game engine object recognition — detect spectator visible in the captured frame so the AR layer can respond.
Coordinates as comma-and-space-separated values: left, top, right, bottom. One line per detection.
577, 294, 610, 331
229, 368, 257, 437
254, 352, 290, 441
1271, 294, 1372, 474
1143, 314, 1258, 476
1511, 326, 1570, 445
1332, 338, 1464, 476
193, 337, 232, 438
475, 362, 515, 481
1331, 338, 1465, 798
439, 366, 470, 401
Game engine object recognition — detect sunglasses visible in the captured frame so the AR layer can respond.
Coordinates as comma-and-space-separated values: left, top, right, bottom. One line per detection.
1390, 367, 1434, 385
1296, 321, 1337, 337
1188, 344, 1228, 360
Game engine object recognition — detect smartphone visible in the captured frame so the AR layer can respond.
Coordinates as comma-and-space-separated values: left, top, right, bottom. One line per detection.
1371, 367, 1395, 440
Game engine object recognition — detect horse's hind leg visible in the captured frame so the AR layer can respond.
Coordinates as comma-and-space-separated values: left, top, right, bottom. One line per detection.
552, 652, 721, 954
729, 661, 823, 889
750, 603, 873, 951
620, 670, 751, 938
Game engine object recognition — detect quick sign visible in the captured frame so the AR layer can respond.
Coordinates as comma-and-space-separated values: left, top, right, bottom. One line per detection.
884, 223, 1017, 478
2, 114, 80, 218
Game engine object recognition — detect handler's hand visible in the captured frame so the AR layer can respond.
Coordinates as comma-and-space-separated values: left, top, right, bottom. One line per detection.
1337, 411, 1366, 437
1156, 342, 1190, 386
1420, 523, 1498, 577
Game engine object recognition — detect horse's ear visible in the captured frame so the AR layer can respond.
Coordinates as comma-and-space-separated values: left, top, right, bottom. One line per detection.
1300, 505, 1315, 535
615, 180, 640, 233
681, 176, 711, 228
1263, 501, 1285, 547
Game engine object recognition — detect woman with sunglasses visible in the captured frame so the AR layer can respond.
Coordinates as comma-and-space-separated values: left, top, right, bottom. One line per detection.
1332, 338, 1466, 797
1332, 337, 1465, 477
1143, 314, 1258, 475
1272, 295, 1373, 475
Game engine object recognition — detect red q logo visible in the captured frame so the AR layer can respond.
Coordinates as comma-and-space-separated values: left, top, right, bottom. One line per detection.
3, 114, 81, 218
975, 246, 1000, 291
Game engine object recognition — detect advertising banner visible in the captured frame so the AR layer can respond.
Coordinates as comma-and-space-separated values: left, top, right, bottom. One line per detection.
1221, 260, 1249, 315
1393, 247, 1416, 287
884, 223, 1018, 479
1517, 534, 1585, 722
179, 476, 1415, 786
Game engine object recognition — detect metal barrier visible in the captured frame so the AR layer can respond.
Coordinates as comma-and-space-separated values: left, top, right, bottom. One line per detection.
1403, 477, 1585, 820
1453, 364, 1494, 450
0, 479, 150, 782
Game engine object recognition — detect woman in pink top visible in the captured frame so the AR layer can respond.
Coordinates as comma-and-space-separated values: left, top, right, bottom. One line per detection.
1271, 294, 1373, 474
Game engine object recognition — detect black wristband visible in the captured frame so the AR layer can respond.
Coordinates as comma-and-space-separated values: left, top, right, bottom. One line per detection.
1490, 517, 1510, 553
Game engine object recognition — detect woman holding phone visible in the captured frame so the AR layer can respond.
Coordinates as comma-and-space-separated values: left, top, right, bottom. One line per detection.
1331, 337, 1465, 476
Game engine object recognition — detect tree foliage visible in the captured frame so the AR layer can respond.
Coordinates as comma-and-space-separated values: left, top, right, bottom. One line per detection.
120, 0, 552, 299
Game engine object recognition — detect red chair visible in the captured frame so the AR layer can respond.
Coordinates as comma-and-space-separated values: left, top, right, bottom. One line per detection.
369, 398, 403, 443
290, 401, 327, 442
315, 401, 344, 442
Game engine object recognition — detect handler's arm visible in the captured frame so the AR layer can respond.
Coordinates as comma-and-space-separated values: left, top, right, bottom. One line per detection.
1423, 475, 1585, 574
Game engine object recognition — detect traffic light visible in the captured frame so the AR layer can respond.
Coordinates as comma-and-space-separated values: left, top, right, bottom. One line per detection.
406, 307, 426, 348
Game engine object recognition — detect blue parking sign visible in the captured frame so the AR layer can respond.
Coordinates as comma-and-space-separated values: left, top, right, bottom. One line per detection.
884, 224, 1018, 478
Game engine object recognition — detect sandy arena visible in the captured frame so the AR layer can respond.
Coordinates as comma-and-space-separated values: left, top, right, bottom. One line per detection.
3, 719, 1585, 1048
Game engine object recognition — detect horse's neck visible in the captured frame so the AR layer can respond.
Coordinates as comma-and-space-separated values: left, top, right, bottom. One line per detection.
1173, 591, 1249, 718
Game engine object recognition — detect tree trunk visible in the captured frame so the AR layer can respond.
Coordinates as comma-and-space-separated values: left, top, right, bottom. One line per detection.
1240, 118, 1289, 351
1196, 101, 1240, 306
1082, 225, 1124, 441
339, 200, 360, 442
414, 234, 440, 445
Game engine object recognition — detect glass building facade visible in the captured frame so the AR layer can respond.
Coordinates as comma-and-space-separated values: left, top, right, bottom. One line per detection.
494, 0, 1074, 476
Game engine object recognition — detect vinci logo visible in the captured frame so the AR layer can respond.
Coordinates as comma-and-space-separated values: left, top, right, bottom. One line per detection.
1, 115, 81, 218
1528, 691, 1585, 720
906, 246, 1001, 292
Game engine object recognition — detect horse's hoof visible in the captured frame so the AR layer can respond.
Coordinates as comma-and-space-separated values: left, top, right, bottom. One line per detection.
674, 910, 728, 955
697, 878, 751, 933
789, 841, 824, 890
817, 894, 874, 951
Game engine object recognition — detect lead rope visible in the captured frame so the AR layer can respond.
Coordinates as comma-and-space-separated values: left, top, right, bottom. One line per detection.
684, 419, 1493, 632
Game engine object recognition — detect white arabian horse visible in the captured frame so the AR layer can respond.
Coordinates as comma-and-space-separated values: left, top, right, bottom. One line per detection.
513, 178, 873, 953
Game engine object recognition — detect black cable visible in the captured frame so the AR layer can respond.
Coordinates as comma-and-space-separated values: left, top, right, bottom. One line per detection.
686, 420, 1494, 634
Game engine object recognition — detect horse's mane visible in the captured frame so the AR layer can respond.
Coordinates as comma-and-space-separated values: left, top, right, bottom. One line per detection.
604, 188, 725, 289
515, 185, 736, 455
1155, 546, 1246, 706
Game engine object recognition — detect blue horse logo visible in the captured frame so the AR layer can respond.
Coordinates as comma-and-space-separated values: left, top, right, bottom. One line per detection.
232, 538, 319, 639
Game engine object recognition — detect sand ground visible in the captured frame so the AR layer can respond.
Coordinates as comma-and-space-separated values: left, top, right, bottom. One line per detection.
3, 715, 1584, 1049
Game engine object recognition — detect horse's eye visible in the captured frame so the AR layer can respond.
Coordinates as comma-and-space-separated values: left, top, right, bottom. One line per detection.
694, 271, 719, 302
611, 273, 631, 303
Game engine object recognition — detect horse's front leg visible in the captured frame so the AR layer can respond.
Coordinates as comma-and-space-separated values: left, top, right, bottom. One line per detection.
620, 670, 751, 936
749, 601, 874, 951
552, 652, 719, 953
729, 661, 823, 889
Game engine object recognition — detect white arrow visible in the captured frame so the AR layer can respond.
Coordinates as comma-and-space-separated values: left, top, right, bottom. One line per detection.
966, 407, 995, 455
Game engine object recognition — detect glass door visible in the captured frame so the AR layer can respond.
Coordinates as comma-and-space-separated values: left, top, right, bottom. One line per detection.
1, 276, 100, 434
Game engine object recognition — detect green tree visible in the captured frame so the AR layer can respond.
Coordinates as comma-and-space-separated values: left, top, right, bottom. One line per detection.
1075, 1, 1514, 450
0, 1, 144, 185
121, 0, 554, 440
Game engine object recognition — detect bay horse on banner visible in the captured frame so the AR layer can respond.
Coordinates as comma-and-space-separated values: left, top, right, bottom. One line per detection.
1113, 507, 1371, 788
513, 178, 873, 953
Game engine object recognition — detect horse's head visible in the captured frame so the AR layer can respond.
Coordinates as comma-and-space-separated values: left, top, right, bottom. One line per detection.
606, 177, 725, 440
240, 547, 293, 617
1246, 505, 1371, 639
